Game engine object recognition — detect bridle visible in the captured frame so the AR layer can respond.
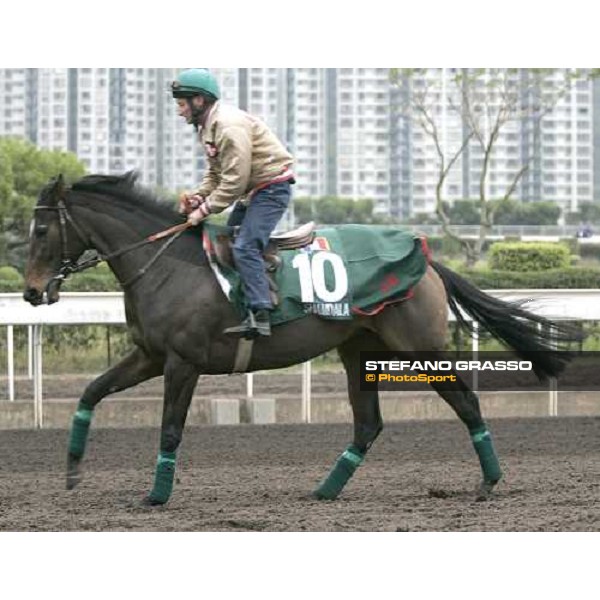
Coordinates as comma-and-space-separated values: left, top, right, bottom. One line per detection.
34, 197, 191, 292
34, 200, 92, 284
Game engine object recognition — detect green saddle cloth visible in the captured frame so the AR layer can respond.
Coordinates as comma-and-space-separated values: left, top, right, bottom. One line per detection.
202, 223, 429, 326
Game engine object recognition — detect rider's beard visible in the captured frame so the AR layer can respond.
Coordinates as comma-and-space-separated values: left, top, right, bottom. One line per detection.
191, 103, 210, 131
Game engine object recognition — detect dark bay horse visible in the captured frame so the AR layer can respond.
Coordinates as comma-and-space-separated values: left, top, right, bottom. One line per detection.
23, 173, 580, 505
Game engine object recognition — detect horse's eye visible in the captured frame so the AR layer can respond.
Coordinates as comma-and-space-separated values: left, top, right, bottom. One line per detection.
35, 225, 49, 237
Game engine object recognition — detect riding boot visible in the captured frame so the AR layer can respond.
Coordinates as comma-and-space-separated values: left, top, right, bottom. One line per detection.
224, 309, 271, 339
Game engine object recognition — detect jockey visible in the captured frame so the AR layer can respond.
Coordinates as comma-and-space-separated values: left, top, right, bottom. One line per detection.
172, 68, 295, 339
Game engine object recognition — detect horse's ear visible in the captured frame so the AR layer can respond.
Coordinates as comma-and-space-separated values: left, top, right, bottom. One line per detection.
124, 170, 139, 186
49, 174, 66, 205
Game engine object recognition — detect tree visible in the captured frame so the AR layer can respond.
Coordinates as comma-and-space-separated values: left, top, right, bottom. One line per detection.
565, 202, 600, 225
0, 138, 87, 269
494, 199, 561, 226
391, 68, 589, 265
293, 196, 383, 225
444, 200, 481, 225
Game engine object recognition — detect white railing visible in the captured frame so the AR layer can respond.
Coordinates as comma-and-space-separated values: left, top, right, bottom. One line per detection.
2, 290, 599, 427
403, 224, 591, 240
0, 293, 125, 427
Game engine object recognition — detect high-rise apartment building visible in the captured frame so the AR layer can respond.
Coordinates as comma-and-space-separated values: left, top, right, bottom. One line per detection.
595, 76, 600, 203
286, 68, 328, 198
335, 68, 391, 211
0, 68, 29, 138
239, 67, 287, 139
1, 68, 598, 219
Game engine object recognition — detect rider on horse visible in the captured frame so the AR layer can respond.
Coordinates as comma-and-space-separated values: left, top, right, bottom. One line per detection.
172, 68, 295, 339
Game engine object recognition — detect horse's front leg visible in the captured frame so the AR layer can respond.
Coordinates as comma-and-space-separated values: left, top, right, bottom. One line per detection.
67, 347, 163, 490
143, 354, 199, 506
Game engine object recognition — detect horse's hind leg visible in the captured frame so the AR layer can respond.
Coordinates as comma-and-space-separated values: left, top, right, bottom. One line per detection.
374, 289, 502, 501
428, 374, 502, 500
67, 347, 163, 490
314, 332, 384, 501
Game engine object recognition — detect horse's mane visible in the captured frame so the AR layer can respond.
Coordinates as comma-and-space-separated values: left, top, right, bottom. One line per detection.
71, 171, 180, 222
69, 171, 206, 266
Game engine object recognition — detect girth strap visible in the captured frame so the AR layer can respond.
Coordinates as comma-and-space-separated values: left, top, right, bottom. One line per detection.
233, 338, 254, 373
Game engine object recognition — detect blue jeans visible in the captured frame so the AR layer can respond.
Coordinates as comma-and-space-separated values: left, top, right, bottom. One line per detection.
227, 181, 292, 311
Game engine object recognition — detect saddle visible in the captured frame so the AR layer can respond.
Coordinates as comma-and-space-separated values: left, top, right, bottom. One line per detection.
212, 221, 316, 306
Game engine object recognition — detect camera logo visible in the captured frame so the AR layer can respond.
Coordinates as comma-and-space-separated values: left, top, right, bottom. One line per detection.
365, 374, 376, 382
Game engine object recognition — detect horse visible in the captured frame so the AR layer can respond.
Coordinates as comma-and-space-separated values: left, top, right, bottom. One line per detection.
23, 172, 581, 506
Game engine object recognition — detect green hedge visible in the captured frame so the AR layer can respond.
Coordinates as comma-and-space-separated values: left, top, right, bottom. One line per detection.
62, 263, 120, 292
560, 237, 579, 254
577, 242, 600, 262
0, 267, 24, 291
425, 236, 497, 257
488, 241, 571, 272
460, 267, 600, 289
0, 262, 120, 293
0, 280, 22, 292
0, 266, 23, 283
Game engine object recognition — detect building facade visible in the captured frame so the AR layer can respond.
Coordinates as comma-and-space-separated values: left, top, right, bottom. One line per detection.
390, 68, 596, 218
1, 68, 598, 219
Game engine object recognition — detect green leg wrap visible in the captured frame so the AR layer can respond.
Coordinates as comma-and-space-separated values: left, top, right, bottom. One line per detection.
314, 444, 365, 500
471, 427, 502, 483
68, 402, 94, 459
148, 451, 177, 504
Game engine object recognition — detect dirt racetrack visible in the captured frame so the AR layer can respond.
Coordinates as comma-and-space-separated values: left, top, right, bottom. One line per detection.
1, 416, 599, 531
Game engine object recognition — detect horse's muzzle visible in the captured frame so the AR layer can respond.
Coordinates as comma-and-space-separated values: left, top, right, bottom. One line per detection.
23, 287, 45, 306
23, 280, 61, 306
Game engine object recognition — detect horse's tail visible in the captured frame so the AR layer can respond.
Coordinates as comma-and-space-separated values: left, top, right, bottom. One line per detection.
430, 260, 583, 381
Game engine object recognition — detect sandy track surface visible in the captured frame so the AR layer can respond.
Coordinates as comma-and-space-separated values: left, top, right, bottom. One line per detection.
1, 416, 599, 531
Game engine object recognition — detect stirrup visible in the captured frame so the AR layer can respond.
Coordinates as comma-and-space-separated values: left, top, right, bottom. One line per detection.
224, 311, 271, 339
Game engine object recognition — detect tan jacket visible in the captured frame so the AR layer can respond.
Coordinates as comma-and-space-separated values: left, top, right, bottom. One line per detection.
196, 102, 294, 213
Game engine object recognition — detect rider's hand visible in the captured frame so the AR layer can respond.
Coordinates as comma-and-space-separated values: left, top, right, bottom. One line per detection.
178, 193, 204, 215
187, 201, 211, 226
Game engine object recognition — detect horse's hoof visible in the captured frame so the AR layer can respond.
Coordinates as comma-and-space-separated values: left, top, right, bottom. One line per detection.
312, 489, 336, 501
66, 456, 82, 490
475, 480, 498, 502
141, 495, 167, 508
66, 474, 81, 490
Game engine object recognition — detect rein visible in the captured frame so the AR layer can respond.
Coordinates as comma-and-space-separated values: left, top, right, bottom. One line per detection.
35, 200, 192, 290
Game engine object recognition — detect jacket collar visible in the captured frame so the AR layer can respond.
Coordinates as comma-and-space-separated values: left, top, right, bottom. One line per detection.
199, 101, 220, 133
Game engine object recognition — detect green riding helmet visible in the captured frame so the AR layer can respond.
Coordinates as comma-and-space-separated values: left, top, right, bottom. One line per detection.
171, 68, 221, 100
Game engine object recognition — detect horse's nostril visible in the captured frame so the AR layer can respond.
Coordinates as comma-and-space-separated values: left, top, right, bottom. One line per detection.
24, 288, 42, 304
